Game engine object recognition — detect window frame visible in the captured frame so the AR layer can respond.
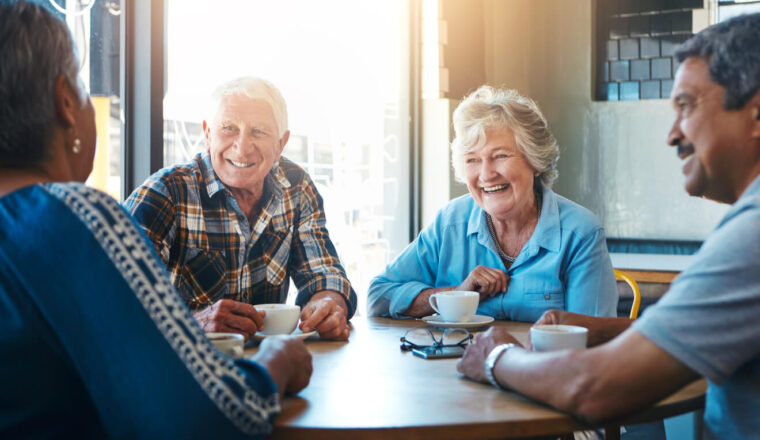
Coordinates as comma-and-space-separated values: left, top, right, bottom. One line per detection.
120, 0, 165, 199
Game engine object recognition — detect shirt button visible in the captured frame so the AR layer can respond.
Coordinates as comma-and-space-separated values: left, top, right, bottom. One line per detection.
544, 294, 551, 300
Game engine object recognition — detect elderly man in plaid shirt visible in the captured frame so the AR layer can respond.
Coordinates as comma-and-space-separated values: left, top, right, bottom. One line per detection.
125, 77, 356, 340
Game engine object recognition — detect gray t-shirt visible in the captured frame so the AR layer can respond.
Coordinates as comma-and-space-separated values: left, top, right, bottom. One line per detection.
634, 175, 760, 439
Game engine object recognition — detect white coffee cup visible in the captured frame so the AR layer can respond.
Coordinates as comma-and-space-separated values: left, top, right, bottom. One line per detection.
207, 332, 244, 358
258, 304, 300, 335
530, 324, 588, 352
428, 290, 479, 323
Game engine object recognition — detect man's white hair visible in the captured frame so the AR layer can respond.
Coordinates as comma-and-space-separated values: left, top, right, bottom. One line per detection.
210, 77, 288, 138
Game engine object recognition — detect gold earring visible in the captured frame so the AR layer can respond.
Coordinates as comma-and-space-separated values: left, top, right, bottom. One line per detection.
72, 138, 82, 154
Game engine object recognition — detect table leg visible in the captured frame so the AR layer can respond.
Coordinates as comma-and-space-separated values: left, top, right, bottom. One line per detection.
693, 409, 704, 439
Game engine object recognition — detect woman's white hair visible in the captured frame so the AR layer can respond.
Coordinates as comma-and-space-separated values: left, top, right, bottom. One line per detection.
451, 85, 559, 189
209, 77, 288, 138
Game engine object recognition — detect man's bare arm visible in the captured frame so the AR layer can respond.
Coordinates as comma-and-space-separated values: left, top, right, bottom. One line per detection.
496, 328, 700, 422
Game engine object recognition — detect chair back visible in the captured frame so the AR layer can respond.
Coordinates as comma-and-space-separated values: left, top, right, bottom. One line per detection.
614, 269, 641, 319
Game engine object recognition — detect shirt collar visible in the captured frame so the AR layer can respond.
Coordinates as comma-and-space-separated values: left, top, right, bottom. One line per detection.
532, 187, 561, 253
199, 152, 225, 198
719, 173, 760, 228
740, 173, 760, 199
466, 186, 561, 254
271, 160, 292, 190
199, 151, 292, 200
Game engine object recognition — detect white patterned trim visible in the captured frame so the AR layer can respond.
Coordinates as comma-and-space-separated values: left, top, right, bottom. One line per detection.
45, 183, 279, 435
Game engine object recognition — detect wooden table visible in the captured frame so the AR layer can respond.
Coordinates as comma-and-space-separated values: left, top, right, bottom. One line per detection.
245, 317, 705, 440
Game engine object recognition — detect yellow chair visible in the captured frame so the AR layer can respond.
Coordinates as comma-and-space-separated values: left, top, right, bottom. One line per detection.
614, 269, 641, 319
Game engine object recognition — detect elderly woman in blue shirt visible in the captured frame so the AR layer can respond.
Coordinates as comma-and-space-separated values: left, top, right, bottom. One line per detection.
368, 86, 617, 322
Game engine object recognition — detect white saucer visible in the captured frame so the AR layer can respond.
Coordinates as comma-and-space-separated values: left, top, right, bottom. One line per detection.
421, 314, 495, 329
252, 329, 318, 341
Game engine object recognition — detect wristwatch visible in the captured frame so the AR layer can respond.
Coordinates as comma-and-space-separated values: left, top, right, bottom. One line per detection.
484, 343, 518, 390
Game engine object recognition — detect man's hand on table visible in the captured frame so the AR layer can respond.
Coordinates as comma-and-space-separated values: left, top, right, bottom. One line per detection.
193, 299, 265, 341
457, 327, 522, 384
300, 291, 350, 340
253, 336, 312, 396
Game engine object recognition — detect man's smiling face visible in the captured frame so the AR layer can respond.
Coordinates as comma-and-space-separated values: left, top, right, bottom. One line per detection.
204, 95, 284, 196
667, 57, 757, 204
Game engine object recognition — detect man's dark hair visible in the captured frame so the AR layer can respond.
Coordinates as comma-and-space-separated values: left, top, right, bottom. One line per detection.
676, 12, 760, 110
0, 0, 82, 168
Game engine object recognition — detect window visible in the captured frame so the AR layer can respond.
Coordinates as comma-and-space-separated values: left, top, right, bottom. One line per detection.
163, 0, 414, 313
49, 0, 123, 200
595, 0, 703, 101
595, 0, 760, 102
717, 0, 760, 21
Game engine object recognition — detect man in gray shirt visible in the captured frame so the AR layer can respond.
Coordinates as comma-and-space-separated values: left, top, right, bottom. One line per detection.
457, 12, 760, 439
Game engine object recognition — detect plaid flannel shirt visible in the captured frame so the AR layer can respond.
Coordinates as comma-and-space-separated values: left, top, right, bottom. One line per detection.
123, 152, 356, 317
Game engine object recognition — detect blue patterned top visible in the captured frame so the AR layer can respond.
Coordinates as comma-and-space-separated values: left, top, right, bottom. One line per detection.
0, 183, 279, 438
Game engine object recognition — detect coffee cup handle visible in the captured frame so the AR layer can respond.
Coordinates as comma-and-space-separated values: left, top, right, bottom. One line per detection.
429, 295, 440, 315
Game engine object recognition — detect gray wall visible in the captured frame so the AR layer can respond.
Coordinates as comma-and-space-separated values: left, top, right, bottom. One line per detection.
435, 0, 728, 240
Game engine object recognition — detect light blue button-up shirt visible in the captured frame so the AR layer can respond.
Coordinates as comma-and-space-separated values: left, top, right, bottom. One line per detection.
367, 188, 618, 322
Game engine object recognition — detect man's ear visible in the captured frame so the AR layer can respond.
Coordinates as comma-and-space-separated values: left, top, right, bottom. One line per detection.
53, 75, 78, 129
750, 90, 760, 139
202, 120, 211, 151
277, 130, 290, 159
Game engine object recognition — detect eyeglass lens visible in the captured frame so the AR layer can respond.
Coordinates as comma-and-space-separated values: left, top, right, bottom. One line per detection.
402, 328, 470, 348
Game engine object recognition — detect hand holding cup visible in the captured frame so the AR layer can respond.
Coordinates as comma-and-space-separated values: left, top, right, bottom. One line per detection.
253, 336, 313, 396
257, 304, 301, 335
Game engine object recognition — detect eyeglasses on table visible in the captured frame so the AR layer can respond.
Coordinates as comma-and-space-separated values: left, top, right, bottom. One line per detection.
400, 328, 472, 351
